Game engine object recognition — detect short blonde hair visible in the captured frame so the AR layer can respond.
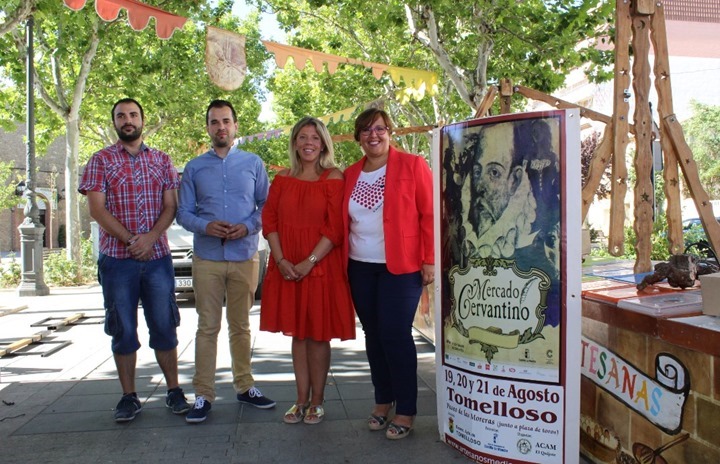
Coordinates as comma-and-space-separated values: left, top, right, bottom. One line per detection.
288, 117, 336, 176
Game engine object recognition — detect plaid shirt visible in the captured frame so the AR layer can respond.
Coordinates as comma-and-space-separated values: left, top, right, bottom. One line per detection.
79, 141, 180, 260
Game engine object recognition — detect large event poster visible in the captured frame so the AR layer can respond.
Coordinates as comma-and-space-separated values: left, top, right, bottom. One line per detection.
434, 110, 581, 463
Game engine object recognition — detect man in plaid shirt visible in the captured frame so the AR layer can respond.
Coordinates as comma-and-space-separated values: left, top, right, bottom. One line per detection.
79, 98, 190, 422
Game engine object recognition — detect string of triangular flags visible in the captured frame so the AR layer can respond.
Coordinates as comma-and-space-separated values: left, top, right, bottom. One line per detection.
262, 41, 438, 102
63, 0, 186, 39
235, 103, 362, 146
62, 0, 438, 122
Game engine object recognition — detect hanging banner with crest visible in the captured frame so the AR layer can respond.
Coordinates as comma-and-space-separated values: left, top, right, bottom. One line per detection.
205, 26, 247, 91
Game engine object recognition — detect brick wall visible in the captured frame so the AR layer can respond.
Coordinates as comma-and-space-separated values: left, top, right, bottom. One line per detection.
581, 315, 720, 463
0, 125, 78, 252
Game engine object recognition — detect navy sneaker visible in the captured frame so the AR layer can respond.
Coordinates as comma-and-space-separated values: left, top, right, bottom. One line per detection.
186, 396, 211, 423
166, 387, 190, 414
114, 393, 142, 423
236, 387, 276, 409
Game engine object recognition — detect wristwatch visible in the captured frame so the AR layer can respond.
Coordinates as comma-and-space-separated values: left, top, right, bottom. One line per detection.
308, 254, 318, 264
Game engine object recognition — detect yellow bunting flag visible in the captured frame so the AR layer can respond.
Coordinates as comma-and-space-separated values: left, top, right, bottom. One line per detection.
262, 41, 388, 79
387, 66, 439, 103
262, 41, 438, 102
318, 105, 359, 125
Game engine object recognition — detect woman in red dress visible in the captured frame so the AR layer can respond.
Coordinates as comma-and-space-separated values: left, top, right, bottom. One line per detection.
260, 117, 355, 425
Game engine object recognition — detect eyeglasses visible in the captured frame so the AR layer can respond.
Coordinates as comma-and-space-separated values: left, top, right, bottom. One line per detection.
360, 126, 389, 136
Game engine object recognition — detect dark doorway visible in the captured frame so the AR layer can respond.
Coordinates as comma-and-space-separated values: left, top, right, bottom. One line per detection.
39, 209, 47, 248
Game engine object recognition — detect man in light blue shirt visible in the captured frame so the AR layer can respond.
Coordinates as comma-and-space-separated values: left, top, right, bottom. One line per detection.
177, 100, 274, 423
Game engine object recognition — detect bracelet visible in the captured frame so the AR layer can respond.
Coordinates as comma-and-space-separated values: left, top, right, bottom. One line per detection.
276, 257, 285, 265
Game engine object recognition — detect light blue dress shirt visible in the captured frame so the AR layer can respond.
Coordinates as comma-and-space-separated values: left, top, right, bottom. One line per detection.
177, 147, 269, 262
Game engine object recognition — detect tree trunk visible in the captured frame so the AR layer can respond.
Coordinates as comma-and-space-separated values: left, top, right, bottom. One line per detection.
65, 117, 82, 275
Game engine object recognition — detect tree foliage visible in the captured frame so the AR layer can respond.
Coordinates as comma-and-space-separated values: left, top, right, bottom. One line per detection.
0, 0, 36, 37
684, 101, 720, 198
0, 161, 22, 210
581, 130, 611, 199
254, 0, 614, 163
0, 0, 270, 264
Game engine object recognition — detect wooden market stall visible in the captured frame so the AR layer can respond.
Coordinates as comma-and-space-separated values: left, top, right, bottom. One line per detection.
471, 1, 720, 463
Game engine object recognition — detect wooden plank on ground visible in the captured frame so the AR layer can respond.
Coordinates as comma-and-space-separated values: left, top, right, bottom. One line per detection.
61, 313, 85, 326
0, 330, 52, 357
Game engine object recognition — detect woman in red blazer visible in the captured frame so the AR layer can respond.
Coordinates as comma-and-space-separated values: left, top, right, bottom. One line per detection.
343, 108, 434, 440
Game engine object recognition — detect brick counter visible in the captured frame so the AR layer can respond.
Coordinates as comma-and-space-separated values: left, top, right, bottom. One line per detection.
581, 298, 720, 463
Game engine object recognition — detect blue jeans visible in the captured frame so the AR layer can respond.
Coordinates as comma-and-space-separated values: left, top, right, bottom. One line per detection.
98, 253, 180, 354
347, 259, 423, 417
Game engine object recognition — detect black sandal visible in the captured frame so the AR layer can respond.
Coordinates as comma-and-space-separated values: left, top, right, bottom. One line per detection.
367, 413, 389, 431
386, 421, 412, 440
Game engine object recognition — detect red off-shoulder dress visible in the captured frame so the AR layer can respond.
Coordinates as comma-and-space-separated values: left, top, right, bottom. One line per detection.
260, 171, 356, 341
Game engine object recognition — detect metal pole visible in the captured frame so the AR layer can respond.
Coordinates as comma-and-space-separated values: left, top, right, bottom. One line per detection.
17, 15, 49, 297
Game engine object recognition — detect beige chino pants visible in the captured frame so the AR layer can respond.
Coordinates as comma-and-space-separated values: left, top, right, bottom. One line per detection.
191, 254, 259, 402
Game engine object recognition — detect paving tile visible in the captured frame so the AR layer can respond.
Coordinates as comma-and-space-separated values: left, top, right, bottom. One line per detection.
65, 378, 155, 396
0, 290, 590, 463
44, 392, 118, 413
13, 409, 118, 434
335, 381, 376, 401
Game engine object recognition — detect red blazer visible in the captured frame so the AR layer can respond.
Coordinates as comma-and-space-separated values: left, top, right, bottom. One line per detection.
343, 145, 434, 274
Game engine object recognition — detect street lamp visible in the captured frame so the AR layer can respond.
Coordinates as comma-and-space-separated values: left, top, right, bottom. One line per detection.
15, 180, 26, 196
17, 16, 49, 297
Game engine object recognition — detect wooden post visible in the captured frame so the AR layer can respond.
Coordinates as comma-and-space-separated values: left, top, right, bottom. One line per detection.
664, 117, 720, 253
650, 4, 684, 255
634, 0, 655, 16
514, 85, 611, 124
608, 0, 632, 257
499, 78, 513, 114
631, 14, 654, 273
474, 86, 498, 119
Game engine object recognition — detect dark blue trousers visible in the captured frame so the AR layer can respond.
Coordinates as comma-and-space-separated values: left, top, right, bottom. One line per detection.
347, 259, 423, 417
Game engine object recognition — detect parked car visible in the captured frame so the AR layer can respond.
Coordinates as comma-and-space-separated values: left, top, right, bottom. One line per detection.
166, 222, 194, 297
681, 217, 720, 240
682, 217, 720, 262
165, 222, 269, 300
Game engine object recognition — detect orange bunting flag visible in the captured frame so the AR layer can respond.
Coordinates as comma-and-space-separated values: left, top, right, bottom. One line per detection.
63, 0, 87, 10
63, 0, 187, 39
205, 26, 247, 91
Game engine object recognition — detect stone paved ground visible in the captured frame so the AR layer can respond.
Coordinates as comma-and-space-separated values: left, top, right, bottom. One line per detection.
0, 286, 469, 464
0, 286, 592, 463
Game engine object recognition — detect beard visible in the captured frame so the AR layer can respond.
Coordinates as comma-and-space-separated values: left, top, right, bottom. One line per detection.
468, 192, 499, 237
210, 132, 234, 148
212, 135, 231, 148
115, 124, 142, 142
